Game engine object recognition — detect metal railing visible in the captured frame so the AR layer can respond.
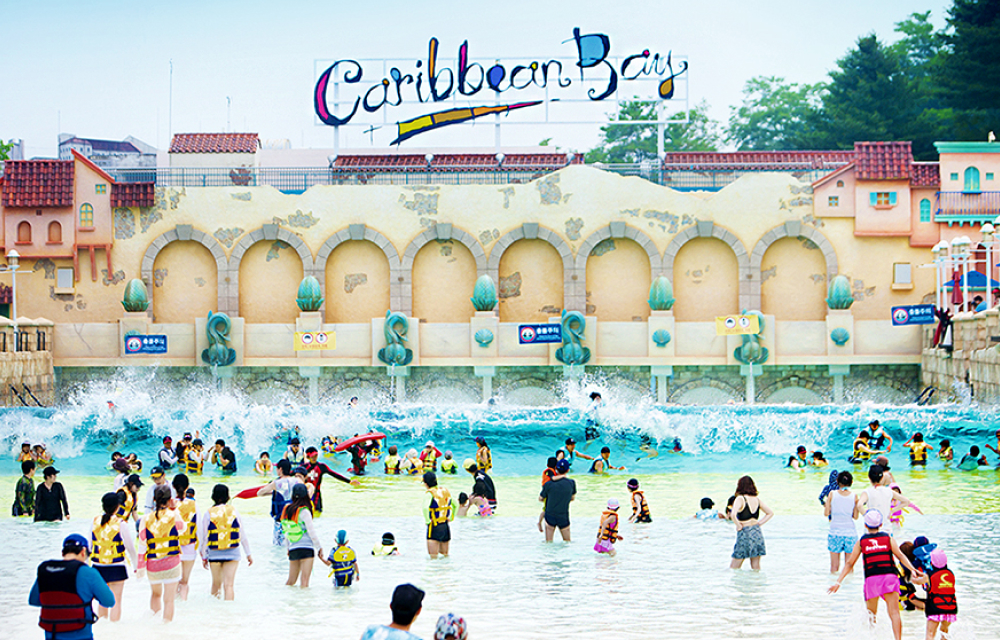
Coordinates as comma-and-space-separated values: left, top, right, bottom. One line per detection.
936, 191, 1000, 221
0, 329, 49, 353
106, 164, 843, 193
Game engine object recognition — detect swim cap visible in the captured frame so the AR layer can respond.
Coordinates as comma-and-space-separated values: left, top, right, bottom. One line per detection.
913, 536, 930, 548
336, 529, 348, 545
607, 498, 619, 510
381, 532, 395, 545
627, 478, 639, 490
463, 458, 477, 471
444, 450, 452, 458
556, 459, 570, 474
863, 509, 883, 528
930, 549, 947, 569
434, 613, 468, 640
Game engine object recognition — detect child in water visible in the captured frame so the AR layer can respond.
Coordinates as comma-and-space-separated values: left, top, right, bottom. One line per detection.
938, 440, 953, 462
324, 529, 359, 587
627, 478, 651, 523
904, 433, 934, 466
371, 532, 399, 556
911, 549, 958, 640
255, 452, 273, 475
695, 497, 721, 520
440, 451, 457, 474
594, 498, 623, 555
811, 451, 829, 467
957, 446, 988, 470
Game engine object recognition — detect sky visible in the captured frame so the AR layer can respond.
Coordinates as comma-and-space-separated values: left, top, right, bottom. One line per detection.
1, 0, 951, 158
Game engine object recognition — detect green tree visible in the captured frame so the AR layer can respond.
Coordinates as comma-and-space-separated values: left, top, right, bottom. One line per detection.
725, 76, 823, 150
0, 139, 12, 161
809, 35, 918, 149
586, 100, 721, 163
935, 0, 1000, 140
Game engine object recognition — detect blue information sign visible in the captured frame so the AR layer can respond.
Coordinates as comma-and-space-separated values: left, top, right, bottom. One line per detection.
891, 304, 935, 326
518, 324, 563, 344
124, 334, 168, 354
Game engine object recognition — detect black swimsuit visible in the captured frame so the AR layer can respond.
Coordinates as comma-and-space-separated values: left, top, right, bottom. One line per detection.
736, 497, 760, 521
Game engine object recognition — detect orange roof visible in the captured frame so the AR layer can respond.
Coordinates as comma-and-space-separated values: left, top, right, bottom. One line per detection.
330, 152, 582, 171
661, 150, 853, 170
910, 162, 940, 188
854, 141, 913, 180
1, 160, 74, 208
170, 133, 259, 154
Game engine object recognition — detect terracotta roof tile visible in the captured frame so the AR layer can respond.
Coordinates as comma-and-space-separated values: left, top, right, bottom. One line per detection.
854, 141, 913, 180
661, 150, 854, 170
911, 162, 940, 187
1, 160, 74, 208
170, 133, 259, 154
111, 182, 155, 208
330, 153, 582, 172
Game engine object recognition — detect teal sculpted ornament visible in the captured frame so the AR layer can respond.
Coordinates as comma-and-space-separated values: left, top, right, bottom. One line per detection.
648, 276, 675, 311
733, 310, 768, 365
296, 276, 324, 312
826, 275, 854, 310
122, 279, 150, 312
202, 311, 237, 366
378, 311, 413, 366
474, 328, 494, 347
652, 329, 671, 347
554, 310, 591, 366
830, 327, 850, 346
471, 275, 498, 312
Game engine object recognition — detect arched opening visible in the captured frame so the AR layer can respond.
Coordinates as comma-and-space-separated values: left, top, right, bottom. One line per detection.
672, 238, 738, 322
497, 239, 564, 323
760, 237, 827, 320
17, 221, 31, 243
412, 239, 477, 322
239, 240, 304, 323
47, 221, 62, 244
324, 240, 390, 323
79, 203, 94, 227
152, 241, 218, 323
919, 198, 931, 223
964, 166, 980, 192
586, 238, 651, 321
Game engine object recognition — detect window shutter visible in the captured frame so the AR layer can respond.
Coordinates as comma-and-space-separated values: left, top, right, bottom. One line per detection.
889, 192, 897, 206
869, 192, 877, 206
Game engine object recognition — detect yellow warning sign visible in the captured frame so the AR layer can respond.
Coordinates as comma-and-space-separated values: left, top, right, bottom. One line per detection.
715, 314, 760, 336
293, 331, 336, 351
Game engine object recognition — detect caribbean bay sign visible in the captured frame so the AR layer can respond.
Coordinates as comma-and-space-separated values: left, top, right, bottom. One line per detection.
314, 28, 689, 145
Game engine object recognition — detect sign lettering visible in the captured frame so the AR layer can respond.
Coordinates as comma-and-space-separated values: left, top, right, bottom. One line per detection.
124, 334, 168, 355
891, 304, 935, 326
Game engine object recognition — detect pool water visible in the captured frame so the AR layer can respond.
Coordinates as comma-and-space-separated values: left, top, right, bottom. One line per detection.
2, 377, 999, 639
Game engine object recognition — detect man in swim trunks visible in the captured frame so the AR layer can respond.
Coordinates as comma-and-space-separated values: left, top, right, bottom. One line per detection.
540, 459, 575, 542
556, 438, 594, 471
302, 447, 359, 514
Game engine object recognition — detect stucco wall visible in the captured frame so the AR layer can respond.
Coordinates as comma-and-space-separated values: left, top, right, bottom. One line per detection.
239, 240, 303, 323
152, 240, 218, 323
761, 237, 827, 321
324, 240, 390, 323
74, 161, 113, 246
672, 237, 739, 321
412, 239, 476, 323
585, 238, 651, 321
854, 179, 913, 236
497, 239, 563, 323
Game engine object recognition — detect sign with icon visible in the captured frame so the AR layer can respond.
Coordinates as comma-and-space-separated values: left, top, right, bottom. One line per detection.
124, 334, 168, 354
518, 323, 563, 344
293, 331, 336, 351
891, 304, 935, 326
715, 314, 760, 336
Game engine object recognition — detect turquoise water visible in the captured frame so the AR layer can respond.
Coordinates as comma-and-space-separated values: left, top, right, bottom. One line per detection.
3, 376, 1000, 639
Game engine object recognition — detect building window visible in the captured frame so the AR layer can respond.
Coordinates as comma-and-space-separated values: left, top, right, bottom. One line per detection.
79, 203, 94, 227
95, 184, 107, 194
56, 267, 75, 292
894, 263, 912, 286
16, 221, 32, 244
950, 172, 959, 181
964, 167, 981, 192
987, 172, 995, 181
919, 198, 931, 223
870, 192, 897, 207
836, 180, 844, 188
828, 196, 839, 207
47, 221, 62, 244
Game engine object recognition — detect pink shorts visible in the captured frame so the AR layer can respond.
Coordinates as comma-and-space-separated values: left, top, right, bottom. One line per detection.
863, 573, 900, 601
927, 614, 957, 623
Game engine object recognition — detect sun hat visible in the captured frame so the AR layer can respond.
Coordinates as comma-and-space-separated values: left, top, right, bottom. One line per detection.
607, 498, 619, 510
863, 509, 883, 528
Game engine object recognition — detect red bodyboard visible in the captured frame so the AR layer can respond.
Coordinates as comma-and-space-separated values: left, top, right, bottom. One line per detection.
334, 432, 386, 452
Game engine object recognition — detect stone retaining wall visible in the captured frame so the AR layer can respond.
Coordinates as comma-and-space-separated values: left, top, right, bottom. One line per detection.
922, 310, 1000, 403
2, 351, 54, 406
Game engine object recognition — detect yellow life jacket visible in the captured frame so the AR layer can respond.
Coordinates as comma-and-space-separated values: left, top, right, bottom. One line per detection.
598, 510, 620, 541
206, 504, 241, 551
631, 490, 650, 520
144, 510, 181, 560
477, 447, 492, 472
422, 450, 437, 472
940, 447, 953, 460
371, 544, 398, 556
910, 443, 928, 463
383, 454, 401, 474
115, 488, 135, 520
440, 458, 456, 474
90, 516, 126, 565
185, 449, 203, 475
852, 438, 871, 461
177, 498, 197, 546
18, 452, 33, 462
428, 487, 453, 525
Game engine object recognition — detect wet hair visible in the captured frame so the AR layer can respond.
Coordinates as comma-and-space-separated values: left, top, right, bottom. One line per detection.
423, 471, 437, 487
388, 445, 398, 455
186, 488, 195, 499
837, 470, 853, 487
458, 492, 469, 505
546, 456, 558, 470
589, 392, 601, 401
600, 446, 611, 455
284, 484, 313, 518
858, 430, 870, 440
100, 492, 119, 526
735, 475, 758, 496
700, 497, 714, 510
21, 460, 35, 474
152, 484, 172, 518
970, 445, 981, 456
940, 439, 951, 448
172, 473, 190, 495
111, 451, 122, 460
215, 439, 225, 447
913, 433, 924, 442
275, 459, 292, 475
813, 451, 826, 460
627, 478, 639, 490
212, 484, 230, 505
259, 451, 270, 458
868, 464, 884, 484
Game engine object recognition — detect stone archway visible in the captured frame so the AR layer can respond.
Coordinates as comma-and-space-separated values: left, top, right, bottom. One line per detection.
576, 223, 662, 319
487, 223, 576, 312
749, 221, 839, 312
315, 224, 401, 316
227, 224, 316, 317
663, 221, 750, 312
140, 224, 228, 318
399, 223, 486, 316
